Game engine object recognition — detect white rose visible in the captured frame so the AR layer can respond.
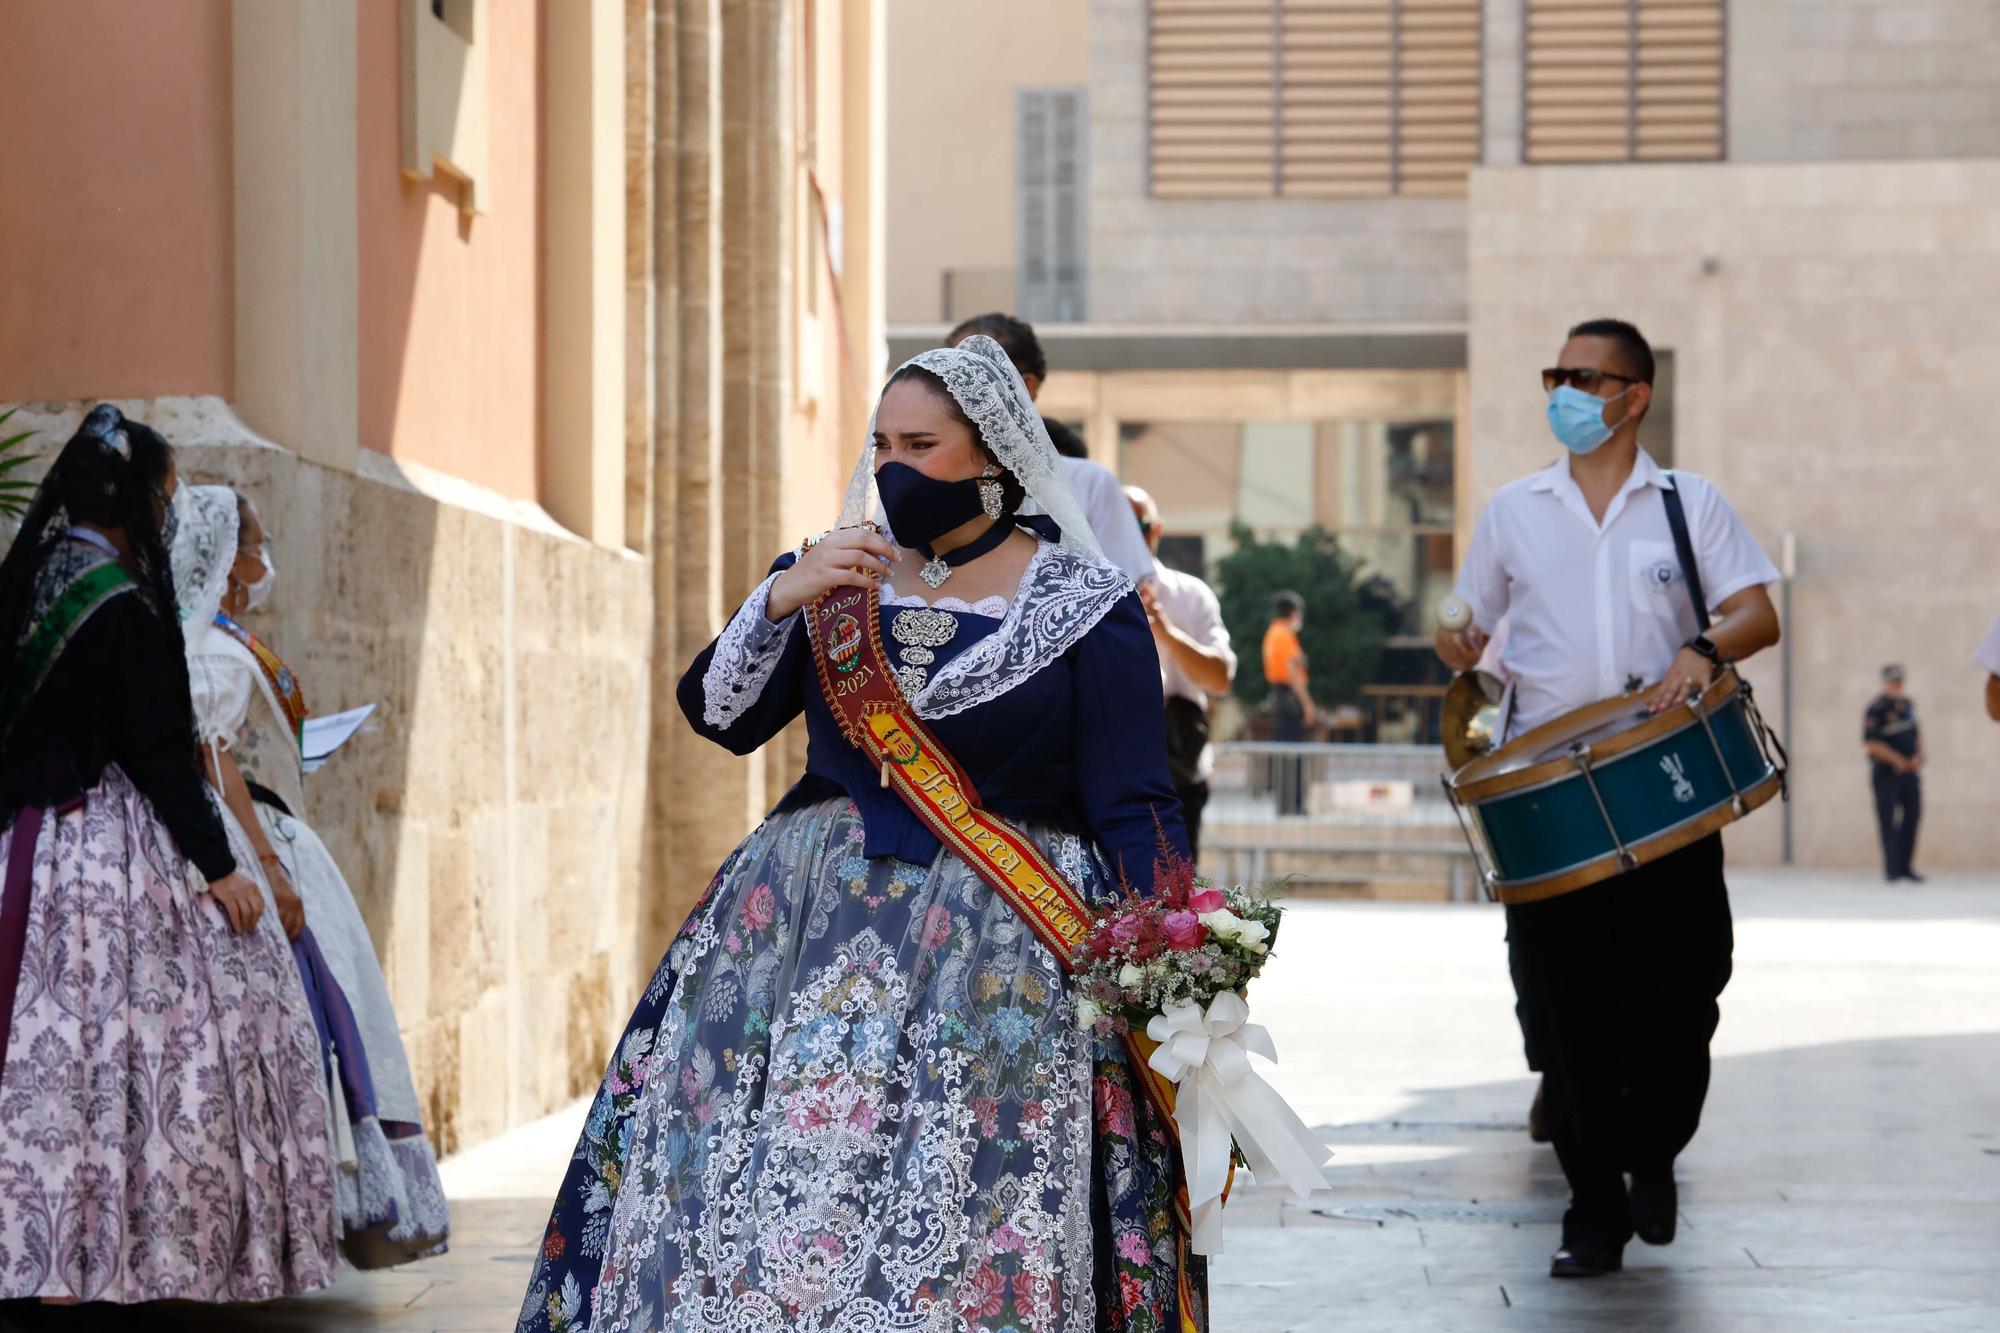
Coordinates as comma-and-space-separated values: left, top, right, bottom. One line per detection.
1198, 908, 1243, 938
1234, 919, 1271, 952
1075, 998, 1101, 1031
1118, 962, 1145, 988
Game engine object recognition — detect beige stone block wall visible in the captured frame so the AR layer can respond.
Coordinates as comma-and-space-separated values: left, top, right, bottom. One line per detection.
3, 398, 655, 1154
1466, 160, 2000, 873
1731, 0, 2000, 163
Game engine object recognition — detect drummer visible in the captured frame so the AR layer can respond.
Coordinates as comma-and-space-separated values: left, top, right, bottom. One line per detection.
1437, 317, 1781, 1279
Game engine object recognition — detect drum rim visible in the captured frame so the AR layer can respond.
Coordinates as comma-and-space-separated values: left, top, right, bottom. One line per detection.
1487, 769, 1784, 904
1448, 666, 1748, 803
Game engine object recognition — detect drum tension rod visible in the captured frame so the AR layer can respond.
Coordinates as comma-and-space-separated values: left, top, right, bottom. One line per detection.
1686, 694, 1747, 817
1569, 743, 1638, 872
1440, 775, 1497, 902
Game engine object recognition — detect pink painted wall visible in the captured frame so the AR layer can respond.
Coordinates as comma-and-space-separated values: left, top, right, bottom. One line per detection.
356, 1, 542, 501
0, 1, 234, 403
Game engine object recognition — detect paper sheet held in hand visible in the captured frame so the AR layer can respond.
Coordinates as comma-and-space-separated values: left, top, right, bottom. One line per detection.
302, 704, 377, 775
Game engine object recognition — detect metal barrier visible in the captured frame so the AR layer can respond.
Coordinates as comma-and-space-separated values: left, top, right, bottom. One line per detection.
1202, 742, 1482, 902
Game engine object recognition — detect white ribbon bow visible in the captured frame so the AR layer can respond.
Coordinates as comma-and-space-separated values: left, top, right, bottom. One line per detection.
1146, 990, 1330, 1255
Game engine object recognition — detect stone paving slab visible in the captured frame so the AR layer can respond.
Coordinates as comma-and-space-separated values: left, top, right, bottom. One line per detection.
4, 870, 1997, 1331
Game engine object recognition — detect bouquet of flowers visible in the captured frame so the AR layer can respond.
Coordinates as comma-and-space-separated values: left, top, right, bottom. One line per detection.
1071, 837, 1327, 1256
1071, 844, 1282, 1038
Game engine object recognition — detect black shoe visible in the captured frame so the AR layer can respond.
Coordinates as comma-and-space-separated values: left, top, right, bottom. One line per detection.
1550, 1237, 1624, 1278
1902, 871, 1926, 883
1527, 1077, 1551, 1144
1630, 1176, 1678, 1245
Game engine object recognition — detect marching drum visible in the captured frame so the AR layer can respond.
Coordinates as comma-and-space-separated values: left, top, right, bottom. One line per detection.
1443, 666, 1785, 905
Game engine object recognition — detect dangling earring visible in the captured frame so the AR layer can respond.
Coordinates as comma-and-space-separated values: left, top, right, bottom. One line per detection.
977, 464, 1005, 521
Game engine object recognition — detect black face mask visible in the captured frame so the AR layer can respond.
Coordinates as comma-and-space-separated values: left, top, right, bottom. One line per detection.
874, 461, 987, 550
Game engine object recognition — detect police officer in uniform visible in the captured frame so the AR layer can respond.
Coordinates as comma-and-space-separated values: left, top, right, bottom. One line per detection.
1863, 664, 1924, 882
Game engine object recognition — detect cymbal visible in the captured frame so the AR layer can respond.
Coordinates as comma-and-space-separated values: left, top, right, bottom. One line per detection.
1441, 670, 1505, 772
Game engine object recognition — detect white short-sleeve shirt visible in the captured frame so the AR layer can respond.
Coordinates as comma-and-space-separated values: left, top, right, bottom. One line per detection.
1976, 614, 2000, 676
1062, 457, 1159, 586
1149, 564, 1236, 781
1454, 450, 1779, 739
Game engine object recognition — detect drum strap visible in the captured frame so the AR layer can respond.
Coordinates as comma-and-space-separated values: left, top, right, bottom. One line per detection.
1661, 478, 1710, 633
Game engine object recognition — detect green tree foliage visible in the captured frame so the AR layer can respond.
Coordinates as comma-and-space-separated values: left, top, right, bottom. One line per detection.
1211, 523, 1403, 710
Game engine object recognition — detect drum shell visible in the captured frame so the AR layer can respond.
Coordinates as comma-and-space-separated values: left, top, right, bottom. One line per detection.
1456, 686, 1778, 896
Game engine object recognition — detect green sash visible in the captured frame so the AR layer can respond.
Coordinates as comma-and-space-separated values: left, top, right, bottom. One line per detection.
0, 561, 137, 752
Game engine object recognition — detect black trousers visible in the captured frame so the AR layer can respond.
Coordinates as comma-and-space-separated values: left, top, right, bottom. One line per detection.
1504, 834, 1734, 1242
1269, 691, 1307, 815
1871, 766, 1921, 879
1175, 781, 1210, 861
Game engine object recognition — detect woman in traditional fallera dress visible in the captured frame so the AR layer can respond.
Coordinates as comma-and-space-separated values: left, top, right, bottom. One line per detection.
519, 337, 1203, 1332
171, 483, 452, 1269
0, 407, 338, 1304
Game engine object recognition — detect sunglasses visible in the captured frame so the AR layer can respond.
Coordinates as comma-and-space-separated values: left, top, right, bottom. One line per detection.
1542, 367, 1642, 394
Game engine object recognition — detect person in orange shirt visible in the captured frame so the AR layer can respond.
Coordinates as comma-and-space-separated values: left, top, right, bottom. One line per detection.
1262, 591, 1314, 813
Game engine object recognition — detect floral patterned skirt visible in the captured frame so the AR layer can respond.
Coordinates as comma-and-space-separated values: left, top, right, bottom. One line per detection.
0, 768, 339, 1302
517, 797, 1203, 1333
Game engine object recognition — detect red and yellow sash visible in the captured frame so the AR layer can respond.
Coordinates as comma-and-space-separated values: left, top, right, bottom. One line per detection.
214, 613, 308, 751
806, 584, 1203, 1326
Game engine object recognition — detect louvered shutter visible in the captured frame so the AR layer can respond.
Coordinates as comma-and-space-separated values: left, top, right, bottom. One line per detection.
1395, 0, 1483, 196
1524, 0, 1724, 164
1148, 0, 1483, 200
1148, 0, 1279, 198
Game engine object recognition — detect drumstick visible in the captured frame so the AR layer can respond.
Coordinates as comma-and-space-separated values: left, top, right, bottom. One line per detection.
1436, 597, 1472, 633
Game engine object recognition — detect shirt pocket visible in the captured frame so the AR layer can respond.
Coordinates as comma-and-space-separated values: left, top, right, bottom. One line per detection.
1628, 538, 1687, 621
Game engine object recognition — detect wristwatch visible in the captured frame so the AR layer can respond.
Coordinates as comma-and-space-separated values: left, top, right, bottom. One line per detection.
1684, 634, 1721, 664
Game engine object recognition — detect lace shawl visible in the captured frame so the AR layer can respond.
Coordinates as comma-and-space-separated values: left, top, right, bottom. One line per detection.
698, 542, 1132, 731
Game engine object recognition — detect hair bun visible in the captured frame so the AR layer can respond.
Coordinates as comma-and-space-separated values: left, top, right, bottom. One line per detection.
80, 404, 130, 460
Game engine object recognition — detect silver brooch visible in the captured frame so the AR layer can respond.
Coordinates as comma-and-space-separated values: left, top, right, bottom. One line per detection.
919, 554, 953, 588
891, 606, 958, 695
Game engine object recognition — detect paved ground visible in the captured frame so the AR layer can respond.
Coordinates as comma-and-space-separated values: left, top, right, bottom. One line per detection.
12, 869, 1997, 1331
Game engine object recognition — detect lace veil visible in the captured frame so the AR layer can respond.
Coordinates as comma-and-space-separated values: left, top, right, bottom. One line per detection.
838, 334, 1105, 562
170, 483, 239, 633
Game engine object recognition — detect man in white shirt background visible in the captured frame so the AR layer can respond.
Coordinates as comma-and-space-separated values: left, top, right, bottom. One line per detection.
1437, 318, 1782, 1280
945, 313, 1158, 586
1126, 486, 1236, 858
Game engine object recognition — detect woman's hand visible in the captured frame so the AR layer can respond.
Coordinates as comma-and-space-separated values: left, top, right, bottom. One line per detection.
767, 528, 899, 622
264, 858, 306, 940
208, 870, 265, 934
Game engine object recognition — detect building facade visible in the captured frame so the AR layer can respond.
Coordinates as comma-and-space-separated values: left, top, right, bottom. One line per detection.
0, 0, 886, 1152
884, 0, 2000, 871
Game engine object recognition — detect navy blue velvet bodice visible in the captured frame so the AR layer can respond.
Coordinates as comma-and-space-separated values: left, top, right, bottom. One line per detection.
677, 550, 1189, 896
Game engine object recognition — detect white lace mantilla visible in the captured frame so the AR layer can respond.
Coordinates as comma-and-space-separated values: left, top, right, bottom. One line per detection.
700, 570, 798, 732
697, 545, 1131, 730
909, 542, 1131, 722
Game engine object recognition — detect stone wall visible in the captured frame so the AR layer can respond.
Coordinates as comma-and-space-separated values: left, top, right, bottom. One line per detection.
1730, 0, 2000, 163
1466, 159, 2000, 872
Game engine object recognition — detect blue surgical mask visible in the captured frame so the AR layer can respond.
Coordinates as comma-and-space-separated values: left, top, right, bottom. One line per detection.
1547, 385, 1631, 455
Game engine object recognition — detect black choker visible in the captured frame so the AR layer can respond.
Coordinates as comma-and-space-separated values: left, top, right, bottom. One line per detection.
918, 519, 1013, 589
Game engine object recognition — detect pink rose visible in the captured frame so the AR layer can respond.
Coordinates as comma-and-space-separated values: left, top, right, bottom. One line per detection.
1161, 910, 1207, 951
1189, 886, 1225, 914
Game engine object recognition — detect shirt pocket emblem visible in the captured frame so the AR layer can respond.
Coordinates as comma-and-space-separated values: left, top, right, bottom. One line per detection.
1629, 539, 1682, 617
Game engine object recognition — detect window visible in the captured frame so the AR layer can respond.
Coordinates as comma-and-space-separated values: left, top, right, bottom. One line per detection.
1146, 0, 1483, 200
1524, 0, 1725, 163
1016, 89, 1089, 322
